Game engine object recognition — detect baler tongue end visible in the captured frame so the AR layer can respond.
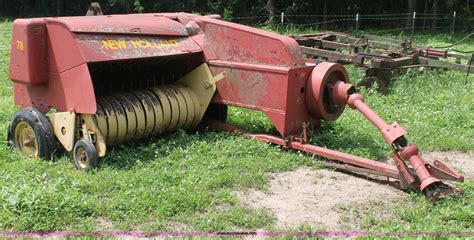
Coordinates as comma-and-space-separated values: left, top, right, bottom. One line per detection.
331, 80, 465, 201
424, 182, 464, 201
426, 159, 464, 182
423, 159, 465, 201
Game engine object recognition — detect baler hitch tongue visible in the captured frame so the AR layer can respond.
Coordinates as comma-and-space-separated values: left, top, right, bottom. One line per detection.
332, 81, 464, 200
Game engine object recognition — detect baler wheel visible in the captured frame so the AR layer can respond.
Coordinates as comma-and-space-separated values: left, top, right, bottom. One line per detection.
8, 108, 56, 159
73, 139, 98, 172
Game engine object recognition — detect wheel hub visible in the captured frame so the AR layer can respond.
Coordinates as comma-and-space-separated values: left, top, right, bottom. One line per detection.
76, 147, 89, 168
14, 122, 38, 157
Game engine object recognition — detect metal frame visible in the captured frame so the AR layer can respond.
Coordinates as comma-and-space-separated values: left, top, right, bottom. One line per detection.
292, 32, 473, 93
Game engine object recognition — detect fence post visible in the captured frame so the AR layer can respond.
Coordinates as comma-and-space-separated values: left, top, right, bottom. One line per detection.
411, 11, 416, 36
451, 11, 456, 33
279, 12, 284, 34
355, 13, 359, 30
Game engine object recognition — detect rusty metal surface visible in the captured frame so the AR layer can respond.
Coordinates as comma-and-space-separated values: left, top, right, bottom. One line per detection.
204, 119, 400, 180
76, 34, 202, 62
292, 32, 474, 91
9, 19, 48, 85
50, 15, 189, 36
426, 160, 464, 182
205, 66, 464, 200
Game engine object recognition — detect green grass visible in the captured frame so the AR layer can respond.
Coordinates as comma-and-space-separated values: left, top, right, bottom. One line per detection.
0, 20, 473, 233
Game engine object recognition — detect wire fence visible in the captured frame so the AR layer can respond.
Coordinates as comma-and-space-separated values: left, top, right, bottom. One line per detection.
228, 12, 473, 34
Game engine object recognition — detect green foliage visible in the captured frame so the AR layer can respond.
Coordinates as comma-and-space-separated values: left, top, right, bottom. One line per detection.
133, 0, 144, 13
223, 7, 233, 20
0, 0, 472, 26
360, 183, 474, 232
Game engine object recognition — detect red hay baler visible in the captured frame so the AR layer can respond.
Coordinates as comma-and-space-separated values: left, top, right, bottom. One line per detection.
7, 12, 463, 200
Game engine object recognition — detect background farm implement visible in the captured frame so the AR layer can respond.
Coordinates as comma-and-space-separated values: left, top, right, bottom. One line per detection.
292, 32, 473, 93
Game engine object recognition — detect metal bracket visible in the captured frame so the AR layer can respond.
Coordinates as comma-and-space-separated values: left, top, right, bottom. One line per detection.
48, 112, 76, 152
178, 63, 226, 129
80, 114, 107, 157
391, 151, 417, 190
426, 160, 464, 182
204, 71, 226, 88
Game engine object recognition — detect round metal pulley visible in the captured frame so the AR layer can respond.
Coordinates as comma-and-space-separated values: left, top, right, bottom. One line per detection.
305, 62, 350, 121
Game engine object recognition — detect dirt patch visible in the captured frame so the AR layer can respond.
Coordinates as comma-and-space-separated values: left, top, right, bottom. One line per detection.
237, 167, 404, 231
165, 221, 190, 231
96, 217, 114, 231
422, 151, 473, 179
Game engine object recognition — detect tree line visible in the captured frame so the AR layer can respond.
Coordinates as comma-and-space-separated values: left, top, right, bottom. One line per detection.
0, 0, 472, 30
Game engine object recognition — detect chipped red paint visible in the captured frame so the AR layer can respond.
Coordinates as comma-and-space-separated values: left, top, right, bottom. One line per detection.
51, 15, 189, 36
76, 34, 201, 62
9, 12, 312, 136
188, 16, 312, 137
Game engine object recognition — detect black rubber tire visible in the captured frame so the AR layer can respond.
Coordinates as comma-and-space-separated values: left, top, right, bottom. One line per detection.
73, 139, 98, 172
204, 103, 228, 122
8, 108, 57, 159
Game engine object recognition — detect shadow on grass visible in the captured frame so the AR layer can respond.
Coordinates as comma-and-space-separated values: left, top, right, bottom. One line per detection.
310, 126, 389, 161
98, 128, 230, 170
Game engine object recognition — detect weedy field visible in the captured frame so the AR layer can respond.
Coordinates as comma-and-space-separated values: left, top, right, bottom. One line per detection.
0, 20, 473, 233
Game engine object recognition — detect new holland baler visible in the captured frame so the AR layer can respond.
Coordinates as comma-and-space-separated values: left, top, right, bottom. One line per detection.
7, 13, 463, 200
